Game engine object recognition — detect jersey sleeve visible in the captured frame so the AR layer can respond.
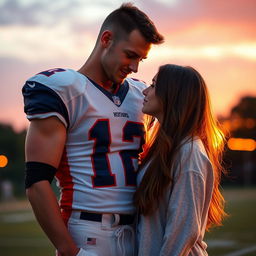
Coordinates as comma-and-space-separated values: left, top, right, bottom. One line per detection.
127, 77, 147, 91
22, 68, 88, 129
22, 80, 69, 127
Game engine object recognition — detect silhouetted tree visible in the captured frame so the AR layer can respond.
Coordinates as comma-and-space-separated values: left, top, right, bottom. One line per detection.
231, 96, 256, 119
222, 96, 256, 186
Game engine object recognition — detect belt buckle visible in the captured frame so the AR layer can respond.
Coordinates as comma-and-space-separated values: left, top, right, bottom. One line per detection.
101, 213, 118, 229
112, 214, 120, 226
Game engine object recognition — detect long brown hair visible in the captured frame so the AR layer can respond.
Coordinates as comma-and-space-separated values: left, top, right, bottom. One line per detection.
134, 64, 227, 229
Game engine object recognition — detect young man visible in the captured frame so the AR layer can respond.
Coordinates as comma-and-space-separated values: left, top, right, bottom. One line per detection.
22, 3, 163, 256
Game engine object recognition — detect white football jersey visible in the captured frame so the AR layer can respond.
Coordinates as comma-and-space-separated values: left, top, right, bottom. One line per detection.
23, 68, 146, 215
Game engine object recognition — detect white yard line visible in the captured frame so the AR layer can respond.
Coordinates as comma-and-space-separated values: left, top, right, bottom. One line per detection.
224, 245, 256, 256
0, 200, 31, 212
207, 239, 236, 248
0, 238, 50, 247
0, 212, 34, 223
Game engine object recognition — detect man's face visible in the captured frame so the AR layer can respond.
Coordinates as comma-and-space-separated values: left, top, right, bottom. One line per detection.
101, 29, 151, 84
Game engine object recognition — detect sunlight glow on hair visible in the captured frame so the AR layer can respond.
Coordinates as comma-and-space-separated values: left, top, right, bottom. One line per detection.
212, 127, 225, 150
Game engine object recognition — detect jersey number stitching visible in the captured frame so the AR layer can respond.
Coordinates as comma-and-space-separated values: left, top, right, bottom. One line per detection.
37, 68, 66, 77
89, 119, 144, 188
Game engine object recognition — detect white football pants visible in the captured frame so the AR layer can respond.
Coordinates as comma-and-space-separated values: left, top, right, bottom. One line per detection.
67, 211, 135, 256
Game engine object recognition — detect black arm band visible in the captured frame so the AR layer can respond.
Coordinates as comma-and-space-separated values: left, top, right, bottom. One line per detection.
25, 162, 57, 189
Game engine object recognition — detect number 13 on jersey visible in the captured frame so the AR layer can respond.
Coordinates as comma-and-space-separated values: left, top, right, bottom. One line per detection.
89, 119, 145, 188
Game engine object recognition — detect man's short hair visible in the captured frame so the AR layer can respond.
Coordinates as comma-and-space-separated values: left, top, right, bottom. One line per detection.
100, 2, 164, 44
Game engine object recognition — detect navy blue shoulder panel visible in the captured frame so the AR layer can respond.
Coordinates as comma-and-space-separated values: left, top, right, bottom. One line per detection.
22, 81, 69, 127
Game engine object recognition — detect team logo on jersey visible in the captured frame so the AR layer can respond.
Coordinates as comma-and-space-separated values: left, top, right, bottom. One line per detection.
112, 96, 121, 106
27, 82, 36, 88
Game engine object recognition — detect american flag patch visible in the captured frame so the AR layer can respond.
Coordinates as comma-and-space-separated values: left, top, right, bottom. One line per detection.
86, 237, 96, 245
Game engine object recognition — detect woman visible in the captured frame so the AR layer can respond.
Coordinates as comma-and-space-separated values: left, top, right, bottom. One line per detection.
134, 64, 227, 256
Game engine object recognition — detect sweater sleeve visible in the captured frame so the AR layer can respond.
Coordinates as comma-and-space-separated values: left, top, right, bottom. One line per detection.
160, 170, 206, 256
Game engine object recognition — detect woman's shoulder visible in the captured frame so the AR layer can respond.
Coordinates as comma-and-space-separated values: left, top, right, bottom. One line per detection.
176, 137, 213, 177
179, 137, 207, 157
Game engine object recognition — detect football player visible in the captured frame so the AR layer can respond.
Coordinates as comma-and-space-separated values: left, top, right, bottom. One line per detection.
23, 3, 164, 256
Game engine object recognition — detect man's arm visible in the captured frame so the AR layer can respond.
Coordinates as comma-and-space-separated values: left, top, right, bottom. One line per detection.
25, 117, 79, 256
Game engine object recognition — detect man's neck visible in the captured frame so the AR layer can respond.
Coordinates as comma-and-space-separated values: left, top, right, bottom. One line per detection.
78, 65, 118, 93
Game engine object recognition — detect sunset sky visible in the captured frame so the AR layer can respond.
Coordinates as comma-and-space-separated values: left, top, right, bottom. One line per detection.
1, 0, 256, 132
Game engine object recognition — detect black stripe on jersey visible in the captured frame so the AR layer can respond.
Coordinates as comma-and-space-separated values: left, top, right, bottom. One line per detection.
22, 81, 69, 127
87, 77, 129, 107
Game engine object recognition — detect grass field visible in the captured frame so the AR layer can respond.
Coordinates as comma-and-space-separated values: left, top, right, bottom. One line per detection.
0, 187, 255, 256
205, 187, 256, 256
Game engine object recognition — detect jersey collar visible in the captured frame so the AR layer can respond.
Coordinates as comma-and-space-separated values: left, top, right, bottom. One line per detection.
87, 77, 129, 107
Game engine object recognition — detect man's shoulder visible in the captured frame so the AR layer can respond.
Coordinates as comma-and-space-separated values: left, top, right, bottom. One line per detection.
26, 68, 86, 96
126, 77, 147, 90
27, 68, 76, 86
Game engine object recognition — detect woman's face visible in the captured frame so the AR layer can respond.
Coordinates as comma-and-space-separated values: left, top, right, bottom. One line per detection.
142, 74, 163, 122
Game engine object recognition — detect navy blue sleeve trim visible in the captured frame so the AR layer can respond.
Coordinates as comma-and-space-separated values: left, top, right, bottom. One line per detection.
22, 81, 69, 127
